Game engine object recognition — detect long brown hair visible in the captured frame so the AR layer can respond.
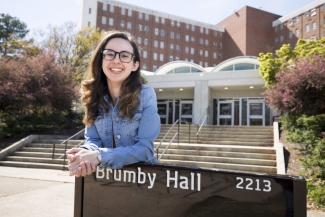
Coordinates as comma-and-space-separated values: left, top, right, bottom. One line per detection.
81, 31, 142, 127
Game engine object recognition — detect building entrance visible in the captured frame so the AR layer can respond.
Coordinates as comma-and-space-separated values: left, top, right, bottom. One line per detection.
157, 99, 193, 124
213, 98, 270, 126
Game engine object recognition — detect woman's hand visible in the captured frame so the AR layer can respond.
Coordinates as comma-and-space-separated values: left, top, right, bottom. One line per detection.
66, 148, 99, 177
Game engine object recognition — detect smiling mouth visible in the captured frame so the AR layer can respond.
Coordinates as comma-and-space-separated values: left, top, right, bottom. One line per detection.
110, 68, 123, 72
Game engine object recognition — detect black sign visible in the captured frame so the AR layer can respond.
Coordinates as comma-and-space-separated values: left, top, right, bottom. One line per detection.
74, 163, 306, 217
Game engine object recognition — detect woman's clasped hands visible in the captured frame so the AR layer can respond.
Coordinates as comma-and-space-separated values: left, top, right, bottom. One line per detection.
66, 148, 99, 177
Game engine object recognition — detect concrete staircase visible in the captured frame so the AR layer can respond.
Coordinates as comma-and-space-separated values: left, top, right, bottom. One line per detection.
0, 135, 84, 170
155, 124, 277, 174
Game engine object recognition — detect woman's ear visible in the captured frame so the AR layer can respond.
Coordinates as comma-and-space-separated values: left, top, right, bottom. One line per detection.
132, 61, 139, 72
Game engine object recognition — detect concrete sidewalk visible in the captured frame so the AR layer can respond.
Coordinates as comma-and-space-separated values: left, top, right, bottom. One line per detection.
0, 166, 324, 217
0, 166, 75, 217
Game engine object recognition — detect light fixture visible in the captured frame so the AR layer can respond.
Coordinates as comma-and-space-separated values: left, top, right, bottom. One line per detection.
224, 87, 228, 90
159, 89, 163, 91
249, 86, 254, 89
179, 88, 183, 91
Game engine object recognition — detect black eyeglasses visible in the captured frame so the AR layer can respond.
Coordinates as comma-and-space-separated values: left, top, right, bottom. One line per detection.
102, 49, 135, 63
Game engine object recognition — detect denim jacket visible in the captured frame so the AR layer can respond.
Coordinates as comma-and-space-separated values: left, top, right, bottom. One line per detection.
80, 84, 160, 169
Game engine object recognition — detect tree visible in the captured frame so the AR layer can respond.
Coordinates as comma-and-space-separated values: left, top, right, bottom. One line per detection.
258, 37, 325, 86
264, 55, 325, 116
34, 22, 103, 83
0, 13, 29, 56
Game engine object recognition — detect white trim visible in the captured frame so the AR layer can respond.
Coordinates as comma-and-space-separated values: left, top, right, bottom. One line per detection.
273, 0, 325, 26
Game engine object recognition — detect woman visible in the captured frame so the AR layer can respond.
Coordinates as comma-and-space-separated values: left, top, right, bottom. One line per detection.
67, 31, 160, 177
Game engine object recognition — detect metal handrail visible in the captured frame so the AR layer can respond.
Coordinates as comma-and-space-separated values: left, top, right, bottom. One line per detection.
158, 132, 178, 161
196, 106, 210, 136
155, 119, 179, 158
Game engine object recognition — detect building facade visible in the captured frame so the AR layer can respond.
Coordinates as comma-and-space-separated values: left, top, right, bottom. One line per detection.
79, 0, 325, 126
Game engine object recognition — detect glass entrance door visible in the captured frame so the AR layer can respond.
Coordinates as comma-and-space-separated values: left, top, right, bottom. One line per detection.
180, 101, 193, 123
157, 102, 169, 124
218, 101, 233, 125
248, 101, 265, 126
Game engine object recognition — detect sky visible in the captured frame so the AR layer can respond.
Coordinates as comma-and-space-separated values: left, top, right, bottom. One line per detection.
1, 0, 316, 35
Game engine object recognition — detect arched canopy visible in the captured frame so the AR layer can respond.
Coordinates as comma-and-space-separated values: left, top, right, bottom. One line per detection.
154, 61, 206, 75
211, 56, 260, 72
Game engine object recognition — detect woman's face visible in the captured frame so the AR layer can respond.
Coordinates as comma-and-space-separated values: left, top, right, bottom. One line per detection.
102, 38, 139, 86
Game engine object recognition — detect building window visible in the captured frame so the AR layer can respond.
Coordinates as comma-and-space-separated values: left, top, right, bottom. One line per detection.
170, 44, 174, 50
145, 14, 149, 21
185, 35, 189, 42
144, 26, 149, 32
109, 18, 114, 26
190, 59, 194, 63
153, 53, 157, 60
312, 21, 316, 30
160, 54, 164, 61
155, 28, 159, 35
205, 28, 209, 34
311, 35, 317, 41
170, 31, 174, 38
199, 50, 203, 56
185, 47, 189, 54
213, 52, 217, 59
191, 25, 195, 31
160, 41, 164, 49
138, 37, 142, 44
305, 24, 309, 32
186, 24, 190, 29
289, 32, 293, 38
139, 12, 143, 19
218, 54, 222, 59
161, 18, 165, 24
311, 8, 316, 16
120, 20, 125, 28
154, 40, 158, 48
142, 64, 147, 70
199, 61, 203, 66
102, 16, 107, 25
155, 16, 159, 23
161, 29, 165, 36
275, 26, 278, 32
175, 57, 179, 61
280, 35, 284, 42
295, 29, 299, 36
176, 45, 180, 51
280, 23, 284, 30
305, 11, 309, 18
127, 22, 132, 30
200, 27, 204, 33
143, 51, 147, 58
128, 9, 132, 17
191, 36, 195, 42
306, 38, 310, 42
89, 8, 91, 14
121, 8, 125, 15
205, 50, 208, 57
295, 16, 299, 23
199, 38, 203, 45
288, 19, 292, 26
205, 62, 208, 67
138, 24, 142, 31
103, 4, 107, 11
144, 38, 148, 45
169, 56, 173, 62
153, 65, 157, 72
176, 33, 180, 40
275, 38, 278, 43
110, 5, 114, 12
171, 20, 175, 26
205, 39, 209, 46
219, 32, 223, 37
88, 21, 90, 27
190, 48, 194, 54
213, 42, 217, 46
219, 42, 222, 49
177, 21, 180, 27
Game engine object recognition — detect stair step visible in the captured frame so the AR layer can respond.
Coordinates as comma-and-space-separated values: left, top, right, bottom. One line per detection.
0, 161, 68, 170
6, 156, 66, 165
14, 151, 65, 158
21, 147, 67, 154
